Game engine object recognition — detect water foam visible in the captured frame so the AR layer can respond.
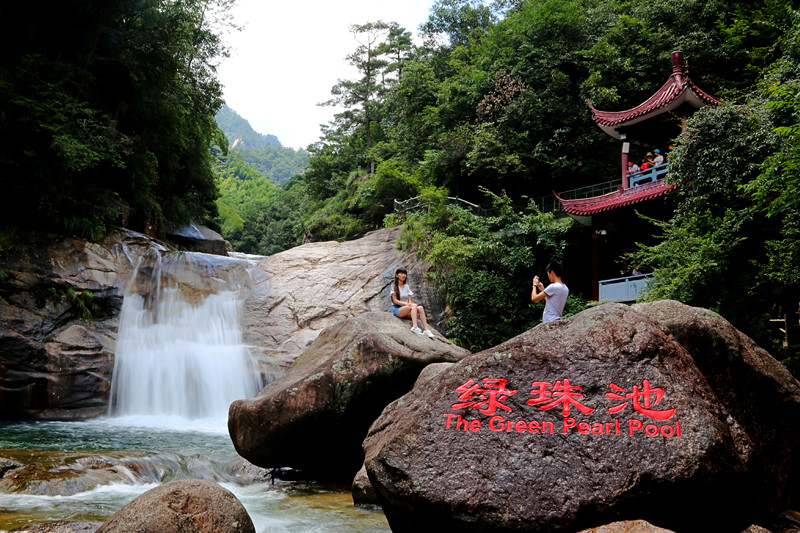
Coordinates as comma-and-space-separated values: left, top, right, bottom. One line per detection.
109, 251, 262, 423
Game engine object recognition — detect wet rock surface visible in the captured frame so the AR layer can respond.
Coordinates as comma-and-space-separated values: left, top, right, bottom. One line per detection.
0, 230, 148, 419
352, 464, 379, 506
96, 479, 254, 533
0, 449, 272, 497
9, 522, 101, 532
362, 301, 800, 532
228, 311, 470, 479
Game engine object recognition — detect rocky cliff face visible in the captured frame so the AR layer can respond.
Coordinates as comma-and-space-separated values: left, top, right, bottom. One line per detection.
0, 229, 156, 419
0, 227, 433, 419
238, 227, 443, 377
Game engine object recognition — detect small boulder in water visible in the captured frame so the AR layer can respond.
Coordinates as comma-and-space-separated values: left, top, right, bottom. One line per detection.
352, 464, 379, 506
96, 479, 254, 533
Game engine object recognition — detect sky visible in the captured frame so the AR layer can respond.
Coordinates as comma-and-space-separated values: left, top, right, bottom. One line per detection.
216, 0, 436, 150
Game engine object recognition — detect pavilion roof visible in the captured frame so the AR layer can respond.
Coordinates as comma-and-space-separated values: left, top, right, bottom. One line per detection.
588, 52, 721, 139
555, 180, 677, 216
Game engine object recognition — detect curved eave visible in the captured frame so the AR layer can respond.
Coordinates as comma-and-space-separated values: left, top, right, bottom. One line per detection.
555, 180, 677, 216
589, 74, 721, 140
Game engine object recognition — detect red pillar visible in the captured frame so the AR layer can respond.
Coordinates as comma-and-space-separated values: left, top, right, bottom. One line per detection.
621, 148, 629, 189
591, 231, 600, 301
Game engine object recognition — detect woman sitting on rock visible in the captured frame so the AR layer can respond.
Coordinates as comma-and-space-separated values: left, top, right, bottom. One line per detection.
391, 267, 435, 338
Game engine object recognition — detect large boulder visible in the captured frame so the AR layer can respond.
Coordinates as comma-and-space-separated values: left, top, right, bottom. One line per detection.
363, 301, 800, 532
96, 479, 254, 533
165, 223, 230, 256
633, 300, 800, 506
228, 311, 470, 479
238, 227, 444, 374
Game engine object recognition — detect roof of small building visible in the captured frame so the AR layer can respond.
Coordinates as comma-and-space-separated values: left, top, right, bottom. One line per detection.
555, 180, 677, 216
589, 51, 721, 139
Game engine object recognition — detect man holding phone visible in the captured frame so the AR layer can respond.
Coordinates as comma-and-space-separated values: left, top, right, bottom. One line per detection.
531, 261, 569, 322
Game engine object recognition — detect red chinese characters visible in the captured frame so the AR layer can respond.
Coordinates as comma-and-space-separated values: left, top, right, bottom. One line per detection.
450, 378, 518, 415
527, 379, 595, 417
447, 377, 679, 434
605, 380, 676, 421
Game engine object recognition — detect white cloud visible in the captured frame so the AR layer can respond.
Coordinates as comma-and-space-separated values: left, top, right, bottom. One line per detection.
217, 0, 435, 150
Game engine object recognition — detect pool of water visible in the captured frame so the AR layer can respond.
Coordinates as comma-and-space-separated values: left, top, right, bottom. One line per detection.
0, 420, 390, 532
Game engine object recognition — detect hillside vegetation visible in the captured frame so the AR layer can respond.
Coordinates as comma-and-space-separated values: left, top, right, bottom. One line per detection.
1, 0, 798, 359
224, 0, 800, 355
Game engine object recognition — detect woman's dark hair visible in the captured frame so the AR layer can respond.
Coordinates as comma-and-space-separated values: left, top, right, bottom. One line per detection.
394, 268, 407, 302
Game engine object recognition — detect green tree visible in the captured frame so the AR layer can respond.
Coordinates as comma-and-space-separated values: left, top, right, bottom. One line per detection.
0, 0, 230, 239
324, 21, 394, 167
379, 22, 415, 83
226, 177, 308, 256
632, 103, 784, 347
420, 0, 497, 48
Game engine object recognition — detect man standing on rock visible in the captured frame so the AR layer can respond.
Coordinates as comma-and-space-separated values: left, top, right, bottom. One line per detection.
531, 261, 569, 322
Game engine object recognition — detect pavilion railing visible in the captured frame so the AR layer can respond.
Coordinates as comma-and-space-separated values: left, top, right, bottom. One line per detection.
397, 164, 670, 216
532, 179, 622, 213
629, 163, 668, 187
533, 163, 670, 213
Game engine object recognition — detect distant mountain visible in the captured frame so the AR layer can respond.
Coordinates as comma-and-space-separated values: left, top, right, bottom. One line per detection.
215, 105, 281, 150
215, 105, 308, 185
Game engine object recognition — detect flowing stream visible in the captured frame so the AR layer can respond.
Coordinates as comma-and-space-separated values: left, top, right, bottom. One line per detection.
0, 250, 389, 532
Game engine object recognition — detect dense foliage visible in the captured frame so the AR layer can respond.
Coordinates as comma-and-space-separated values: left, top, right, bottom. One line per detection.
3, 0, 798, 355
395, 187, 588, 350
265, 0, 800, 351
0, 0, 231, 239
633, 17, 800, 359
282, 0, 798, 242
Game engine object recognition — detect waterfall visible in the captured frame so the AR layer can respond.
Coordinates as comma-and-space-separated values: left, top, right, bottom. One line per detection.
109, 250, 263, 426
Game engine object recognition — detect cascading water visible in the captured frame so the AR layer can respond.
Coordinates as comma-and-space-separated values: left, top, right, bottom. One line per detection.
108, 250, 263, 425
0, 247, 390, 532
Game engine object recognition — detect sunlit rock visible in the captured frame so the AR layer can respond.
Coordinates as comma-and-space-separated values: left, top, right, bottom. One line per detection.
239, 227, 442, 373
577, 521, 675, 533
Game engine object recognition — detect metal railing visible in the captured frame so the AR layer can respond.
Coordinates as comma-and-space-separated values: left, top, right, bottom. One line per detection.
598, 273, 654, 303
533, 163, 670, 213
393, 196, 487, 217
532, 179, 622, 213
